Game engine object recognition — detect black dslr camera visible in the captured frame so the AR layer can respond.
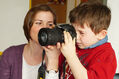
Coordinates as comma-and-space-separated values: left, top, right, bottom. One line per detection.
38, 24, 77, 46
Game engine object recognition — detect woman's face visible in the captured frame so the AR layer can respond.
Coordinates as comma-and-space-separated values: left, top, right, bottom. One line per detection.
30, 11, 54, 44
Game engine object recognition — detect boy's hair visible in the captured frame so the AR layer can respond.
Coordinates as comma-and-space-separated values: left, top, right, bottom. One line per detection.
69, 1, 111, 34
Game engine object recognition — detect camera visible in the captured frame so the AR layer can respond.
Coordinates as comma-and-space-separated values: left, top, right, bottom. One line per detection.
38, 24, 77, 46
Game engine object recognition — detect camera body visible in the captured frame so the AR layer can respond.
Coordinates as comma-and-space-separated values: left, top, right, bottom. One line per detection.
38, 24, 76, 46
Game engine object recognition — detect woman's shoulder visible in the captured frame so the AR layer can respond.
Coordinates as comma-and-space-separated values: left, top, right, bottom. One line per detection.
0, 44, 26, 65
3, 44, 26, 57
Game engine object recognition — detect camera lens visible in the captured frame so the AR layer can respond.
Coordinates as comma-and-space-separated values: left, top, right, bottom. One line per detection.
40, 32, 47, 43
38, 28, 49, 46
38, 24, 76, 46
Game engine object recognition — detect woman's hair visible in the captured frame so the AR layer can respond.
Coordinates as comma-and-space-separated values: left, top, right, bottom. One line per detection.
69, 1, 111, 34
23, 4, 56, 41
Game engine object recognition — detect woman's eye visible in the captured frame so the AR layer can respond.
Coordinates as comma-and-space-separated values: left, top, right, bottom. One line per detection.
35, 22, 41, 25
48, 24, 54, 27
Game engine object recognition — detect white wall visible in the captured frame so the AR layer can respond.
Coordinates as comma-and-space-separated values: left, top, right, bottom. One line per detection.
0, 0, 29, 51
66, 0, 81, 23
107, 0, 119, 73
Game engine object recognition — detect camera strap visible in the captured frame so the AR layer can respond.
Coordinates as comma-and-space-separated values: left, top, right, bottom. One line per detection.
41, 50, 45, 66
63, 61, 65, 79
59, 58, 66, 79
37, 50, 46, 79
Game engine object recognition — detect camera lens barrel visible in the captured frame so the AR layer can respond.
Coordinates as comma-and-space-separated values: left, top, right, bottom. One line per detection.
38, 24, 76, 46
38, 27, 64, 46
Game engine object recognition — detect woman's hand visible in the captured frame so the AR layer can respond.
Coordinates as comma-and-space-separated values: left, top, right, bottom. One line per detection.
43, 43, 61, 71
43, 43, 61, 60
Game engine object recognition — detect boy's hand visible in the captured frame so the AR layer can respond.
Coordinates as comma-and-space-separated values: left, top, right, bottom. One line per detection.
60, 31, 76, 59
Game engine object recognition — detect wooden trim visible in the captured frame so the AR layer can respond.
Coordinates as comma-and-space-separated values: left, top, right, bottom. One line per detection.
29, 0, 32, 9
75, 0, 77, 7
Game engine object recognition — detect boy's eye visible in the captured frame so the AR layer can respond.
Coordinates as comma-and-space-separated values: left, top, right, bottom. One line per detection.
79, 31, 84, 34
80, 32, 84, 34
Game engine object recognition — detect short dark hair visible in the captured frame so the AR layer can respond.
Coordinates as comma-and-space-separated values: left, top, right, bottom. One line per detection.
23, 4, 56, 41
69, 1, 111, 34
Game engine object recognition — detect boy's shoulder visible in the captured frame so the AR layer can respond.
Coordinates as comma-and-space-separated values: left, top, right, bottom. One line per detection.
91, 42, 116, 63
95, 42, 114, 52
77, 42, 115, 58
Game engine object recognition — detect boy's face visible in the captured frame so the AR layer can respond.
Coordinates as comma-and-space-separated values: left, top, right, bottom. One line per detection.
72, 23, 100, 49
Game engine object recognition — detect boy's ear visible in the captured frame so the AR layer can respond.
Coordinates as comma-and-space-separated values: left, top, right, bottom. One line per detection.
97, 30, 107, 40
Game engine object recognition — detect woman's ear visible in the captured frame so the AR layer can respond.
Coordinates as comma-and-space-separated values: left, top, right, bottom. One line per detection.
97, 30, 107, 40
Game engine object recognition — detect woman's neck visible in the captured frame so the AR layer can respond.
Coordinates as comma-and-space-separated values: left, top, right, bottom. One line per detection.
29, 40, 43, 56
23, 40, 44, 65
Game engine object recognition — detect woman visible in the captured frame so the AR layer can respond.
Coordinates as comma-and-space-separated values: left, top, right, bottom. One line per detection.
0, 4, 60, 79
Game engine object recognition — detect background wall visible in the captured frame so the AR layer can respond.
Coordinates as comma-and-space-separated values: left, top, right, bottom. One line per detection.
0, 0, 118, 72
107, 0, 119, 73
0, 0, 29, 51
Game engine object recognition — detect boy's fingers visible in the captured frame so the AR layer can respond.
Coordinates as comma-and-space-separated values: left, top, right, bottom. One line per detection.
64, 31, 68, 44
67, 32, 72, 42
73, 38, 76, 45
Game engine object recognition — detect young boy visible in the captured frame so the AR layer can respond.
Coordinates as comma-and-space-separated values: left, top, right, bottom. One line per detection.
45, 1, 117, 79
58, 1, 117, 79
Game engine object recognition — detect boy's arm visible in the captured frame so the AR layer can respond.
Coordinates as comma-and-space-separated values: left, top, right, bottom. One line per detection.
60, 31, 88, 79
66, 53, 88, 79
66, 51, 116, 79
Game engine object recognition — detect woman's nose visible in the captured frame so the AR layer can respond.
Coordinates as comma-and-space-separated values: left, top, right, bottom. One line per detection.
43, 24, 48, 28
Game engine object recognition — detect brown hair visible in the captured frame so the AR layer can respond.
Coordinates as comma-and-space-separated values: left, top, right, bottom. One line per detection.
69, 1, 111, 34
23, 4, 56, 41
